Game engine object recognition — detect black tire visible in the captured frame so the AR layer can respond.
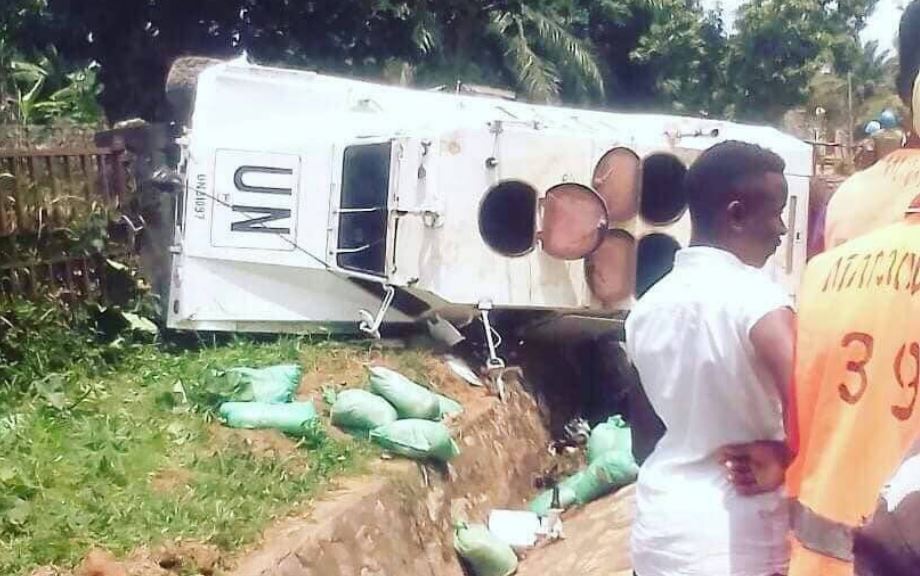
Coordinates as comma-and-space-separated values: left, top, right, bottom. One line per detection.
165, 56, 223, 126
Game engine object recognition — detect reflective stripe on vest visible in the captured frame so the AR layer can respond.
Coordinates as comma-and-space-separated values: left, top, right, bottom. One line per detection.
792, 499, 854, 562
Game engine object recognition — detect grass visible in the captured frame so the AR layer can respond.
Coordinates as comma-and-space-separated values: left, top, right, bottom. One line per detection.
0, 336, 399, 575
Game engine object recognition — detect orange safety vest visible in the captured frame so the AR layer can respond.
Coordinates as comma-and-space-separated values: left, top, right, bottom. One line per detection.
824, 149, 920, 250
787, 212, 920, 576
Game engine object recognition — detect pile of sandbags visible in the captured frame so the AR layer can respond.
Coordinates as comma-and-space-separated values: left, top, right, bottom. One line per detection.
206, 364, 320, 437
328, 366, 463, 463
529, 415, 638, 515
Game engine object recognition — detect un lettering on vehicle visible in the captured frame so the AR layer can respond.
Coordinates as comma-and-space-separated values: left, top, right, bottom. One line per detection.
210, 150, 301, 250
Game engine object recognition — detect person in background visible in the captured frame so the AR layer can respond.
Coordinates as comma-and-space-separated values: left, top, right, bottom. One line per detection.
823, 4, 920, 249
853, 121, 881, 171
626, 141, 794, 576
872, 110, 906, 160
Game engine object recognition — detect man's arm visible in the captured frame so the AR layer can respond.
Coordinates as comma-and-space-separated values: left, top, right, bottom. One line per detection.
751, 307, 796, 435
720, 307, 796, 495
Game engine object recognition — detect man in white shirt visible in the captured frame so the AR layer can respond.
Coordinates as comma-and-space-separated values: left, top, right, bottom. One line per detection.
625, 141, 796, 576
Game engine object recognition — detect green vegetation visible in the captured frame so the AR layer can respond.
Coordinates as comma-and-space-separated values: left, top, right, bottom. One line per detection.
0, 269, 454, 575
808, 39, 905, 131
0, 40, 104, 126
0, 260, 159, 401
0, 0, 890, 126
0, 332, 411, 575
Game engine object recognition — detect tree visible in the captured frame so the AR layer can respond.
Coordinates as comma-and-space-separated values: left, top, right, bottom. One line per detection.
1, 0, 885, 126
28, 0, 605, 120
850, 40, 893, 106
489, 3, 604, 102
566, 0, 659, 108
726, 0, 879, 122
630, 0, 728, 116
808, 40, 901, 133
373, 0, 605, 103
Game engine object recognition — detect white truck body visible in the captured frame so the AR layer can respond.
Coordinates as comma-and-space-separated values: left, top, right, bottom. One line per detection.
166, 57, 812, 337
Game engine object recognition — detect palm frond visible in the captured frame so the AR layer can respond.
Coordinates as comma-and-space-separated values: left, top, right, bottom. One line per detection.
411, 9, 441, 55
643, 0, 670, 10
492, 15, 560, 102
489, 11, 514, 34
522, 6, 604, 96
10, 60, 49, 84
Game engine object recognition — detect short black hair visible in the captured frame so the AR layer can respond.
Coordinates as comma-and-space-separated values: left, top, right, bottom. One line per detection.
684, 140, 785, 231
898, 1, 920, 104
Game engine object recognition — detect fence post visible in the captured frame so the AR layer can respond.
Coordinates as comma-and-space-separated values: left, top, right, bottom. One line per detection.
0, 157, 8, 235
10, 157, 25, 233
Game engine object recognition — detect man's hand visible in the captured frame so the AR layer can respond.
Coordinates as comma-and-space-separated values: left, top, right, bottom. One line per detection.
718, 441, 791, 496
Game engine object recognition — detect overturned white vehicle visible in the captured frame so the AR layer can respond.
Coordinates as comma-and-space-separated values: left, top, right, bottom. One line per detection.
116, 56, 812, 360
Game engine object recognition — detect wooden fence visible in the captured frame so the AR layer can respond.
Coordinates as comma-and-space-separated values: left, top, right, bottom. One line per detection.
0, 147, 128, 233
0, 146, 135, 299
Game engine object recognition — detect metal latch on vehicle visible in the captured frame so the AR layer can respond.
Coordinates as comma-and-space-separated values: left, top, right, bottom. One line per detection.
359, 285, 395, 339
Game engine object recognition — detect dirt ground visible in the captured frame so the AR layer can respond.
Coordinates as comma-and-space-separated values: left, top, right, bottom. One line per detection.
67, 543, 221, 576
72, 485, 638, 576
517, 484, 636, 576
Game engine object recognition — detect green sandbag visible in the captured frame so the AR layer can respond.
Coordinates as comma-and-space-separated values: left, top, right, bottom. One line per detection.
368, 366, 440, 420
454, 522, 518, 576
227, 364, 302, 404
436, 393, 463, 418
587, 415, 633, 464
219, 401, 317, 435
566, 450, 639, 504
331, 389, 398, 432
528, 484, 578, 516
369, 419, 461, 462
530, 447, 638, 513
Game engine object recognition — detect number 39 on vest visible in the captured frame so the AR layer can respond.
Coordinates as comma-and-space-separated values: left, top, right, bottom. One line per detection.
786, 211, 920, 576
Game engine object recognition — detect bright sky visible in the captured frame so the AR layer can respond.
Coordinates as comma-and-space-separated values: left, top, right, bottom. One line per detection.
703, 0, 906, 55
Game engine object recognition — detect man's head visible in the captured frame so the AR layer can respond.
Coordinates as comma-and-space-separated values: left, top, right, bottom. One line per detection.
898, 1, 920, 120
685, 141, 788, 268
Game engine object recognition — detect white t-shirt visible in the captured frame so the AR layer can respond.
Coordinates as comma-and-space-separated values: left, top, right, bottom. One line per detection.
625, 247, 792, 576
